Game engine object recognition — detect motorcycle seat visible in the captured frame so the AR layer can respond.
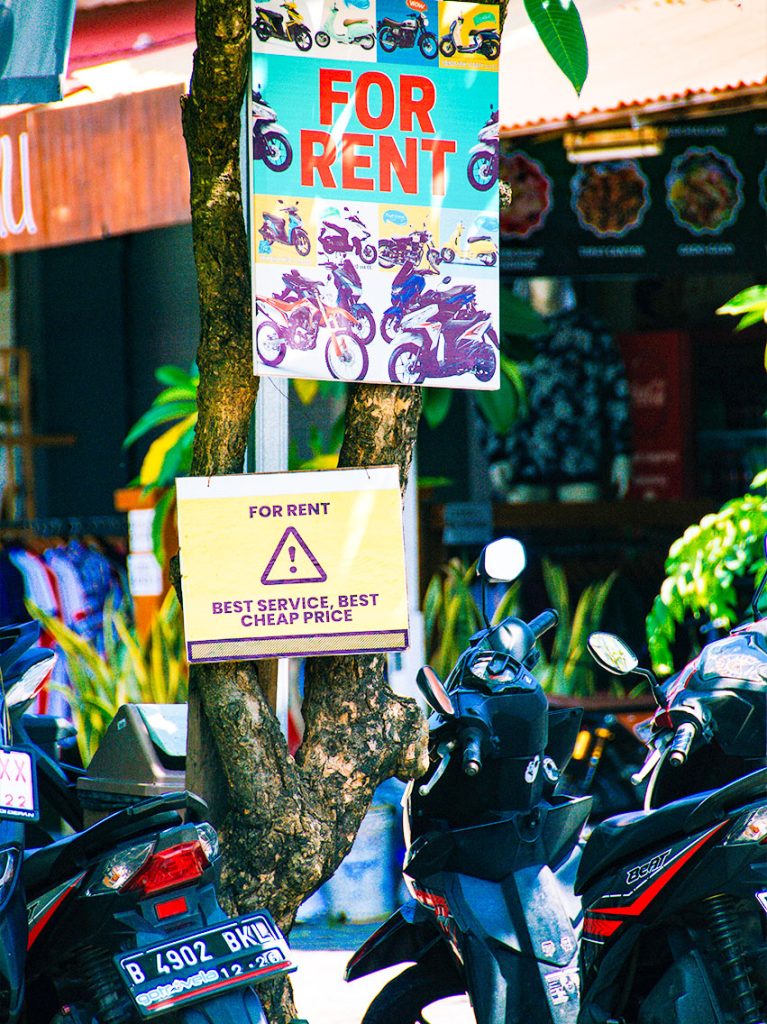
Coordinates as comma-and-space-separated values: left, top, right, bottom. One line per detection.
343, 17, 367, 25
467, 234, 491, 244
575, 766, 767, 895
282, 271, 317, 290
380, 17, 402, 26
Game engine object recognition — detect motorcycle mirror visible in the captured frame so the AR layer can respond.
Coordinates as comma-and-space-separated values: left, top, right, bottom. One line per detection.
416, 666, 454, 717
477, 537, 526, 585
587, 632, 638, 675
751, 534, 767, 621
588, 631, 665, 703
476, 538, 526, 627
442, 276, 452, 284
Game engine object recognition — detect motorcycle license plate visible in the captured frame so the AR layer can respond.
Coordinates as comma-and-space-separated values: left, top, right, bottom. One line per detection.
115, 910, 295, 1017
0, 746, 38, 822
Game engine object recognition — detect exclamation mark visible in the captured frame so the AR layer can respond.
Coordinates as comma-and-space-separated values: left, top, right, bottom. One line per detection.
289, 545, 297, 573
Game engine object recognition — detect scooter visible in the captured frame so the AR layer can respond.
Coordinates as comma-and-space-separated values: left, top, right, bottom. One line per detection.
377, 11, 437, 58
251, 87, 292, 173
440, 220, 497, 266
467, 106, 499, 192
381, 261, 475, 343
439, 13, 499, 61
322, 259, 376, 344
346, 538, 590, 1022
577, 588, 767, 1024
387, 282, 497, 384
317, 208, 377, 265
0, 620, 296, 1023
315, 0, 375, 49
346, 538, 767, 1024
258, 200, 311, 257
257, 271, 369, 380
252, 1, 312, 50
378, 226, 440, 271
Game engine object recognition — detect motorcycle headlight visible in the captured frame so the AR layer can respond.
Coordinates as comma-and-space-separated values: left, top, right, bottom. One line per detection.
723, 806, 767, 846
422, 16, 428, 25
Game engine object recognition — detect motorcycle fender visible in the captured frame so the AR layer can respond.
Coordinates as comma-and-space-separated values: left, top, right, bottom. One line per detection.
265, 123, 289, 137
344, 900, 441, 981
468, 142, 490, 156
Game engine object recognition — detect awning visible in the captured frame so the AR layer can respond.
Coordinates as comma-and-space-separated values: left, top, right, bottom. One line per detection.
0, 0, 195, 253
500, 0, 767, 136
0, 0, 77, 105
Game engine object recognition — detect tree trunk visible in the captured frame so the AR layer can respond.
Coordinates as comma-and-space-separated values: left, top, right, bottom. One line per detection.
180, 3, 429, 1020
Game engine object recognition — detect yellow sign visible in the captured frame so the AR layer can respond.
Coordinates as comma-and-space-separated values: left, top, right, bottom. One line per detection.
176, 467, 408, 662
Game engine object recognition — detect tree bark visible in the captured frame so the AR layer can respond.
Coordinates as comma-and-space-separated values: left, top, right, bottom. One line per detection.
180, 3, 429, 1020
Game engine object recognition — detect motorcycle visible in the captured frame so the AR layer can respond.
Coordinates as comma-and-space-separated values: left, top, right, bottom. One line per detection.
315, 0, 375, 49
467, 106, 499, 192
347, 538, 767, 1024
258, 200, 311, 257
387, 285, 497, 384
577, 582, 767, 1024
380, 261, 476, 343
0, 620, 296, 1024
378, 226, 440, 271
318, 208, 377, 265
321, 259, 376, 344
346, 537, 590, 1022
252, 1, 313, 50
438, 13, 499, 61
377, 12, 437, 58
251, 87, 292, 173
257, 269, 369, 380
440, 220, 497, 267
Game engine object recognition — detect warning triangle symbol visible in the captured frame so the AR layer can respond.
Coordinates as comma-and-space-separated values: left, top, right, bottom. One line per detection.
261, 527, 327, 586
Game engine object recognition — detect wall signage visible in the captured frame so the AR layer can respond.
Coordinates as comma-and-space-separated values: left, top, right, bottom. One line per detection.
176, 467, 409, 662
250, 0, 500, 388
500, 111, 767, 277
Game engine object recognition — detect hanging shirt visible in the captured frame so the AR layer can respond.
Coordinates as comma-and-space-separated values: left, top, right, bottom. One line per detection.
481, 309, 632, 488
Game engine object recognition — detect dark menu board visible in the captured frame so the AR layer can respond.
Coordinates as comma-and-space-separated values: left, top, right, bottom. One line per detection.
500, 111, 767, 277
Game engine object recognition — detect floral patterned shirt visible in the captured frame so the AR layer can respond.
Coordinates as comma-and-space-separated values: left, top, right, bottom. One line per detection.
481, 310, 632, 489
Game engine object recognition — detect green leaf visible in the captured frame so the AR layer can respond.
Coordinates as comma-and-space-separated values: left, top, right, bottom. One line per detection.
123, 401, 198, 449
474, 370, 521, 435
422, 389, 454, 429
715, 285, 767, 314
733, 309, 766, 332
499, 288, 547, 338
155, 364, 199, 388
524, 0, 589, 94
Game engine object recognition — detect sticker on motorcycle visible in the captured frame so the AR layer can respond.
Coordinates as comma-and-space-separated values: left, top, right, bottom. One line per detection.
524, 754, 540, 783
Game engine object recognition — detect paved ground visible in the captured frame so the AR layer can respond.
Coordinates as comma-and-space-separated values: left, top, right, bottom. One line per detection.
289, 920, 474, 1024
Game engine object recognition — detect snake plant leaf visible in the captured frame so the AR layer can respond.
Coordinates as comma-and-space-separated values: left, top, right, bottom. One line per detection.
293, 379, 320, 405
523, 0, 589, 95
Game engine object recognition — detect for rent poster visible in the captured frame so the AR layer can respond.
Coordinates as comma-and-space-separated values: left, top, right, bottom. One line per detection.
250, 0, 500, 388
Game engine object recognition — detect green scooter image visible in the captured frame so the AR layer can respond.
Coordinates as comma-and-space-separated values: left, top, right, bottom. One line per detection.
315, 0, 375, 49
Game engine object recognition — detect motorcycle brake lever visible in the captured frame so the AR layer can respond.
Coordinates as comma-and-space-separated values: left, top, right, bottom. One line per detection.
419, 740, 454, 797
630, 744, 664, 786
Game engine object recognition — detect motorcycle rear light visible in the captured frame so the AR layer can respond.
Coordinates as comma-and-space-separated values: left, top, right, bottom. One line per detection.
6, 653, 56, 708
125, 840, 210, 896
155, 894, 189, 920
723, 806, 767, 846
87, 841, 155, 895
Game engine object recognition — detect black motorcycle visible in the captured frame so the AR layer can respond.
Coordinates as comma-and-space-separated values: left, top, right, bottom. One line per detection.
252, 2, 312, 51
347, 537, 767, 1024
346, 538, 591, 1023
377, 12, 437, 58
0, 620, 295, 1024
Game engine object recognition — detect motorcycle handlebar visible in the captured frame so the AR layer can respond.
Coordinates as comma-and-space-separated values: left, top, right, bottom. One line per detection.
528, 609, 559, 639
462, 728, 483, 777
668, 722, 697, 768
